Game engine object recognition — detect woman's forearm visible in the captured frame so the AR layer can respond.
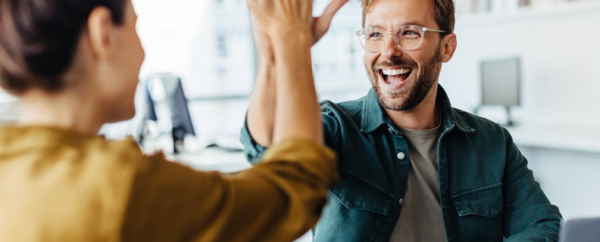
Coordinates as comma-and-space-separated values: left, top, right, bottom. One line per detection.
271, 30, 322, 145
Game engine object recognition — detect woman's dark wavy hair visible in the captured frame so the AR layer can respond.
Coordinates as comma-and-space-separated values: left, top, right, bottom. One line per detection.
0, 0, 127, 94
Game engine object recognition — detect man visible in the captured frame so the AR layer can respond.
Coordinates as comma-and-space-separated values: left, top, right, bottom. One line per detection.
243, 0, 563, 241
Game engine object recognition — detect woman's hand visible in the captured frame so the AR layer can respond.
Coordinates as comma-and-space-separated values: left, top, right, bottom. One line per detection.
247, 0, 314, 42
249, 0, 348, 63
251, 14, 274, 63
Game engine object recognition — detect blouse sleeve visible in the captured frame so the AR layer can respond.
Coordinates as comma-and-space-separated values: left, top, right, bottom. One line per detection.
120, 138, 338, 242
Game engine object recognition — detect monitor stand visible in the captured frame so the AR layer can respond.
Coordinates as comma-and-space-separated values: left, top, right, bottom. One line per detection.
172, 126, 186, 154
505, 106, 514, 127
473, 106, 515, 127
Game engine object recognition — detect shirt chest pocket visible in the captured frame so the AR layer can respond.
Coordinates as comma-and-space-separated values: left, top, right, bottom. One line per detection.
452, 182, 505, 242
331, 166, 394, 215
317, 167, 393, 242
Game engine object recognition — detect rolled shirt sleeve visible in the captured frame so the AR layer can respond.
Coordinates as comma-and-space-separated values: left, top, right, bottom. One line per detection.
240, 119, 268, 164
241, 103, 342, 165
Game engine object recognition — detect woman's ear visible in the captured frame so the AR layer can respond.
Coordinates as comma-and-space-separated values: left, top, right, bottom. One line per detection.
439, 33, 457, 63
86, 7, 114, 60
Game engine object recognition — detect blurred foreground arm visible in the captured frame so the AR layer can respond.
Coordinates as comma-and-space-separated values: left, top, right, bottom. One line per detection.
122, 140, 337, 241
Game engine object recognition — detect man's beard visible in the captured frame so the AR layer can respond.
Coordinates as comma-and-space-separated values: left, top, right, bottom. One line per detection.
366, 47, 440, 111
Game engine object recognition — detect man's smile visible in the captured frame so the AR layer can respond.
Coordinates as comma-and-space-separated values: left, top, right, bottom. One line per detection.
378, 67, 414, 91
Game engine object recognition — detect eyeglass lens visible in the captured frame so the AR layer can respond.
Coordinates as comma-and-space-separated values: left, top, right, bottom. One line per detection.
359, 26, 423, 52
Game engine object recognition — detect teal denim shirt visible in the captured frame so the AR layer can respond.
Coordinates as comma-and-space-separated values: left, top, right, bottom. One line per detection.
240, 85, 562, 242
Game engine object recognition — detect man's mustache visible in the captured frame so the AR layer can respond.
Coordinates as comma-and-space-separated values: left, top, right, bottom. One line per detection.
373, 58, 417, 70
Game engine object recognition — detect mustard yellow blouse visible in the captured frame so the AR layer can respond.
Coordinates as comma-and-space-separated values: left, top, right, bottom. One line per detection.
0, 126, 337, 242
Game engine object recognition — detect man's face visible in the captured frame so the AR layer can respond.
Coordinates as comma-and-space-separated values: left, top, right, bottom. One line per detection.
364, 0, 442, 111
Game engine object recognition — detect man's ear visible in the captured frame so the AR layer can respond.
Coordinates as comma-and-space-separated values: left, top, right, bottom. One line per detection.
439, 33, 457, 63
86, 7, 114, 60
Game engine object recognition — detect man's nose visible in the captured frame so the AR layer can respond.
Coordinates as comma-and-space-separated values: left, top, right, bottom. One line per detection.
380, 33, 403, 60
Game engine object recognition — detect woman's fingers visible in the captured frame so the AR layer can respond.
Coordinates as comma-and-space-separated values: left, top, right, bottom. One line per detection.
313, 0, 348, 44
247, 0, 314, 37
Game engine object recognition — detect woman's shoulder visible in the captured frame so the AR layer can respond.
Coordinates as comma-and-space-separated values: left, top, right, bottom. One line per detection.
0, 126, 161, 240
0, 125, 157, 172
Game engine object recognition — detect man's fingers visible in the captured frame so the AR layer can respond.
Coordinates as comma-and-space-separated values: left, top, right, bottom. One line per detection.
313, 0, 348, 44
320, 0, 348, 23
246, 0, 256, 11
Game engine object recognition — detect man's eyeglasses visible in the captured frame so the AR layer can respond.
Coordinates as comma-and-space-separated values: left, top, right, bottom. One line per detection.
356, 25, 446, 53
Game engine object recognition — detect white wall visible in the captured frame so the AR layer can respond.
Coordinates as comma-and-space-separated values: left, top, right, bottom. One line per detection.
0, 89, 16, 103
134, 0, 255, 99
442, 1, 600, 128
133, 0, 208, 78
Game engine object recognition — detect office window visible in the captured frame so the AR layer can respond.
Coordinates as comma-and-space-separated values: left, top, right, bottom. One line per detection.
217, 35, 227, 57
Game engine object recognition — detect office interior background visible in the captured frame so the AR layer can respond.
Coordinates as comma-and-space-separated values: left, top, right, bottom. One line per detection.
1, 0, 600, 240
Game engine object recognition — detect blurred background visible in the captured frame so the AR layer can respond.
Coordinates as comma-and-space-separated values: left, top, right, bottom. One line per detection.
1, 0, 600, 240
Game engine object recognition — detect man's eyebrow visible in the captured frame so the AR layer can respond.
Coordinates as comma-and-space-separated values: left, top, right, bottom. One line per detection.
366, 21, 427, 30
402, 21, 424, 26
367, 24, 384, 29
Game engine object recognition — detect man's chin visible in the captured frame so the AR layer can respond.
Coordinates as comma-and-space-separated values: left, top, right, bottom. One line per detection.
378, 94, 410, 111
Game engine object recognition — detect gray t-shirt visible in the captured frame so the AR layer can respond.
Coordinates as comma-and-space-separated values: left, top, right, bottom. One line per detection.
389, 125, 446, 242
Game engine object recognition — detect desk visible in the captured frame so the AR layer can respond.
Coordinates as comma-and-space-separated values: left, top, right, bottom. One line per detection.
503, 124, 600, 220
167, 148, 252, 173
506, 124, 600, 154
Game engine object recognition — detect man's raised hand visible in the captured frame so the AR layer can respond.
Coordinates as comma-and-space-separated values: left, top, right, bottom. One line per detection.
313, 0, 348, 44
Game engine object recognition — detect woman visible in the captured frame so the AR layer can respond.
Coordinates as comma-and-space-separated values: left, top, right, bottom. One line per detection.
0, 0, 343, 241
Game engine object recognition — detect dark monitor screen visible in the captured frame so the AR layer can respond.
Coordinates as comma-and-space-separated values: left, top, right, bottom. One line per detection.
481, 58, 521, 106
144, 82, 158, 122
170, 79, 195, 136
160, 75, 195, 137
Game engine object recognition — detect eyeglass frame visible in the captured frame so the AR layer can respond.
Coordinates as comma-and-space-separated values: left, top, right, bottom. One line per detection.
355, 25, 447, 52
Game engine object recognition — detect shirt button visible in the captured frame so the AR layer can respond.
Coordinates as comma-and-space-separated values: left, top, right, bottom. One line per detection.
399, 198, 404, 206
397, 152, 406, 160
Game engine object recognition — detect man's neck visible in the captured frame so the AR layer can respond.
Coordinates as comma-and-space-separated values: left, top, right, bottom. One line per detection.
386, 85, 440, 130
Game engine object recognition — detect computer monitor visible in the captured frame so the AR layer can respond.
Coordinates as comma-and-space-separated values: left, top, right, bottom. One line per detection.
160, 75, 196, 153
481, 57, 521, 126
144, 82, 158, 122
560, 217, 600, 242
137, 81, 158, 146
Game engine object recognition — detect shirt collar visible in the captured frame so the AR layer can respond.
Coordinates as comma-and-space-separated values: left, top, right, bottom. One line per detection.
360, 84, 475, 134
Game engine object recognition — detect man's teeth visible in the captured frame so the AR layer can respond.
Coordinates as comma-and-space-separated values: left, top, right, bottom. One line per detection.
382, 69, 411, 76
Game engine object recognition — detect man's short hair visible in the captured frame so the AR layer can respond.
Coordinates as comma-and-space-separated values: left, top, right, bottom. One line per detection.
360, 0, 455, 34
